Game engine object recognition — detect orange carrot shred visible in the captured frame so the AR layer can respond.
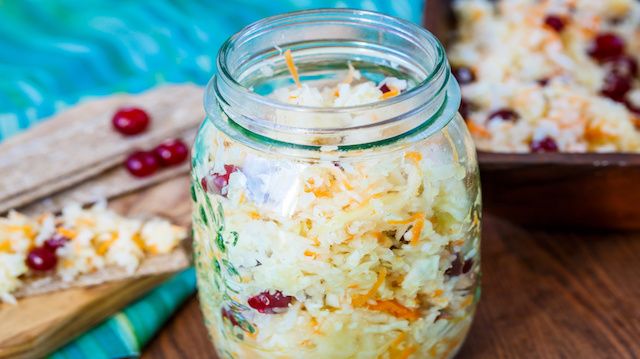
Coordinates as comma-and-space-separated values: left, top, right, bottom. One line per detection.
284, 49, 301, 88
387, 213, 425, 246
352, 267, 387, 306
382, 87, 400, 99
410, 214, 425, 246
398, 345, 417, 359
404, 151, 422, 163
0, 241, 13, 253
366, 299, 420, 321
389, 332, 406, 351
57, 227, 77, 239
466, 121, 491, 138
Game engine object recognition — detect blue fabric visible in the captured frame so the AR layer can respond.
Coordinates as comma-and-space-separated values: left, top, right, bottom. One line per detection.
49, 268, 197, 359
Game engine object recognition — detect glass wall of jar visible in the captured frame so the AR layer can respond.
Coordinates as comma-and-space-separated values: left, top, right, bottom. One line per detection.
191, 9, 481, 359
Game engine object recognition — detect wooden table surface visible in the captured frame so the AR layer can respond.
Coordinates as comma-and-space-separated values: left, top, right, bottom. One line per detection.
142, 214, 640, 358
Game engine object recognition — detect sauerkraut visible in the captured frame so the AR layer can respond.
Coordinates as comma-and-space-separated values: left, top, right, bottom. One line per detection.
193, 68, 480, 359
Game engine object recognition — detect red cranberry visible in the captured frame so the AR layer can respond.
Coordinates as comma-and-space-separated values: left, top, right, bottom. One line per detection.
488, 108, 520, 122
112, 107, 150, 136
445, 254, 464, 277
125, 151, 159, 177
200, 177, 209, 192
544, 15, 566, 32
379, 83, 391, 94
530, 136, 559, 153
247, 290, 293, 313
459, 99, 471, 120
603, 55, 638, 77
221, 307, 241, 327
153, 139, 189, 167
462, 258, 474, 274
588, 33, 625, 62
537, 78, 550, 87
452, 66, 476, 85
44, 234, 69, 251
625, 100, 640, 115
600, 72, 632, 102
203, 165, 239, 195
26, 247, 58, 271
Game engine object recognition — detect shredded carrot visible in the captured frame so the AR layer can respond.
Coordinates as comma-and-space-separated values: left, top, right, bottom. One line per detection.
311, 237, 320, 247
304, 250, 317, 258
23, 226, 36, 239
466, 121, 491, 138
284, 49, 301, 88
382, 87, 400, 99
352, 267, 387, 306
249, 211, 261, 220
404, 151, 422, 163
432, 289, 443, 297
397, 345, 417, 359
366, 300, 420, 321
389, 332, 406, 351
310, 317, 319, 327
7, 225, 35, 239
373, 231, 385, 242
132, 232, 145, 250
387, 213, 425, 246
97, 237, 116, 256
57, 227, 77, 239
0, 241, 13, 253
410, 214, 425, 246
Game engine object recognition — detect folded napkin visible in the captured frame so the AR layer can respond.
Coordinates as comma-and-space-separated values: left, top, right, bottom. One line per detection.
49, 268, 196, 359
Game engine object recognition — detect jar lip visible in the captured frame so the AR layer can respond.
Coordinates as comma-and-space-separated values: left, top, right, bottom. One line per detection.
213, 8, 448, 114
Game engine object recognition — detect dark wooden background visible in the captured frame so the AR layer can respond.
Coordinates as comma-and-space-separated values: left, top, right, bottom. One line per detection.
142, 214, 640, 359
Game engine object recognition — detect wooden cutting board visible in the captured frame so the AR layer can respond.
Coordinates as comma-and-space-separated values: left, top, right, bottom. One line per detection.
0, 176, 193, 359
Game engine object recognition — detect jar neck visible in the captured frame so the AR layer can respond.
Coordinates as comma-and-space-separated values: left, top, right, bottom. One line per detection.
206, 9, 460, 150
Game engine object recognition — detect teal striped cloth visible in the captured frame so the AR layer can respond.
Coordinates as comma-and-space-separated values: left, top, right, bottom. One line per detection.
2, 1, 424, 357
49, 268, 197, 359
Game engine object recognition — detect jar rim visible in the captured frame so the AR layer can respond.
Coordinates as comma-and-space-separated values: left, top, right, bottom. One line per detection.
213, 8, 449, 113
207, 8, 461, 150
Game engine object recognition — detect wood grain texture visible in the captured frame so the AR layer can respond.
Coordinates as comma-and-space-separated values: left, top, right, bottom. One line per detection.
141, 214, 640, 359
479, 152, 640, 230
0, 275, 170, 359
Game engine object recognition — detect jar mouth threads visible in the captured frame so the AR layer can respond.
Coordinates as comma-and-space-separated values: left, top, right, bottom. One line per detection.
206, 9, 460, 149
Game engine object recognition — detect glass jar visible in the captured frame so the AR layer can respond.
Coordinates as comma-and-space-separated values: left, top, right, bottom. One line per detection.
191, 9, 481, 359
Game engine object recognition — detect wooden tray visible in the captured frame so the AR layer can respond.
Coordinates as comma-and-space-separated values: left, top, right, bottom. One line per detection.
423, 1, 640, 230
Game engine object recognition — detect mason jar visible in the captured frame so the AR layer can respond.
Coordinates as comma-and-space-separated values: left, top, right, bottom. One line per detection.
191, 9, 481, 359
